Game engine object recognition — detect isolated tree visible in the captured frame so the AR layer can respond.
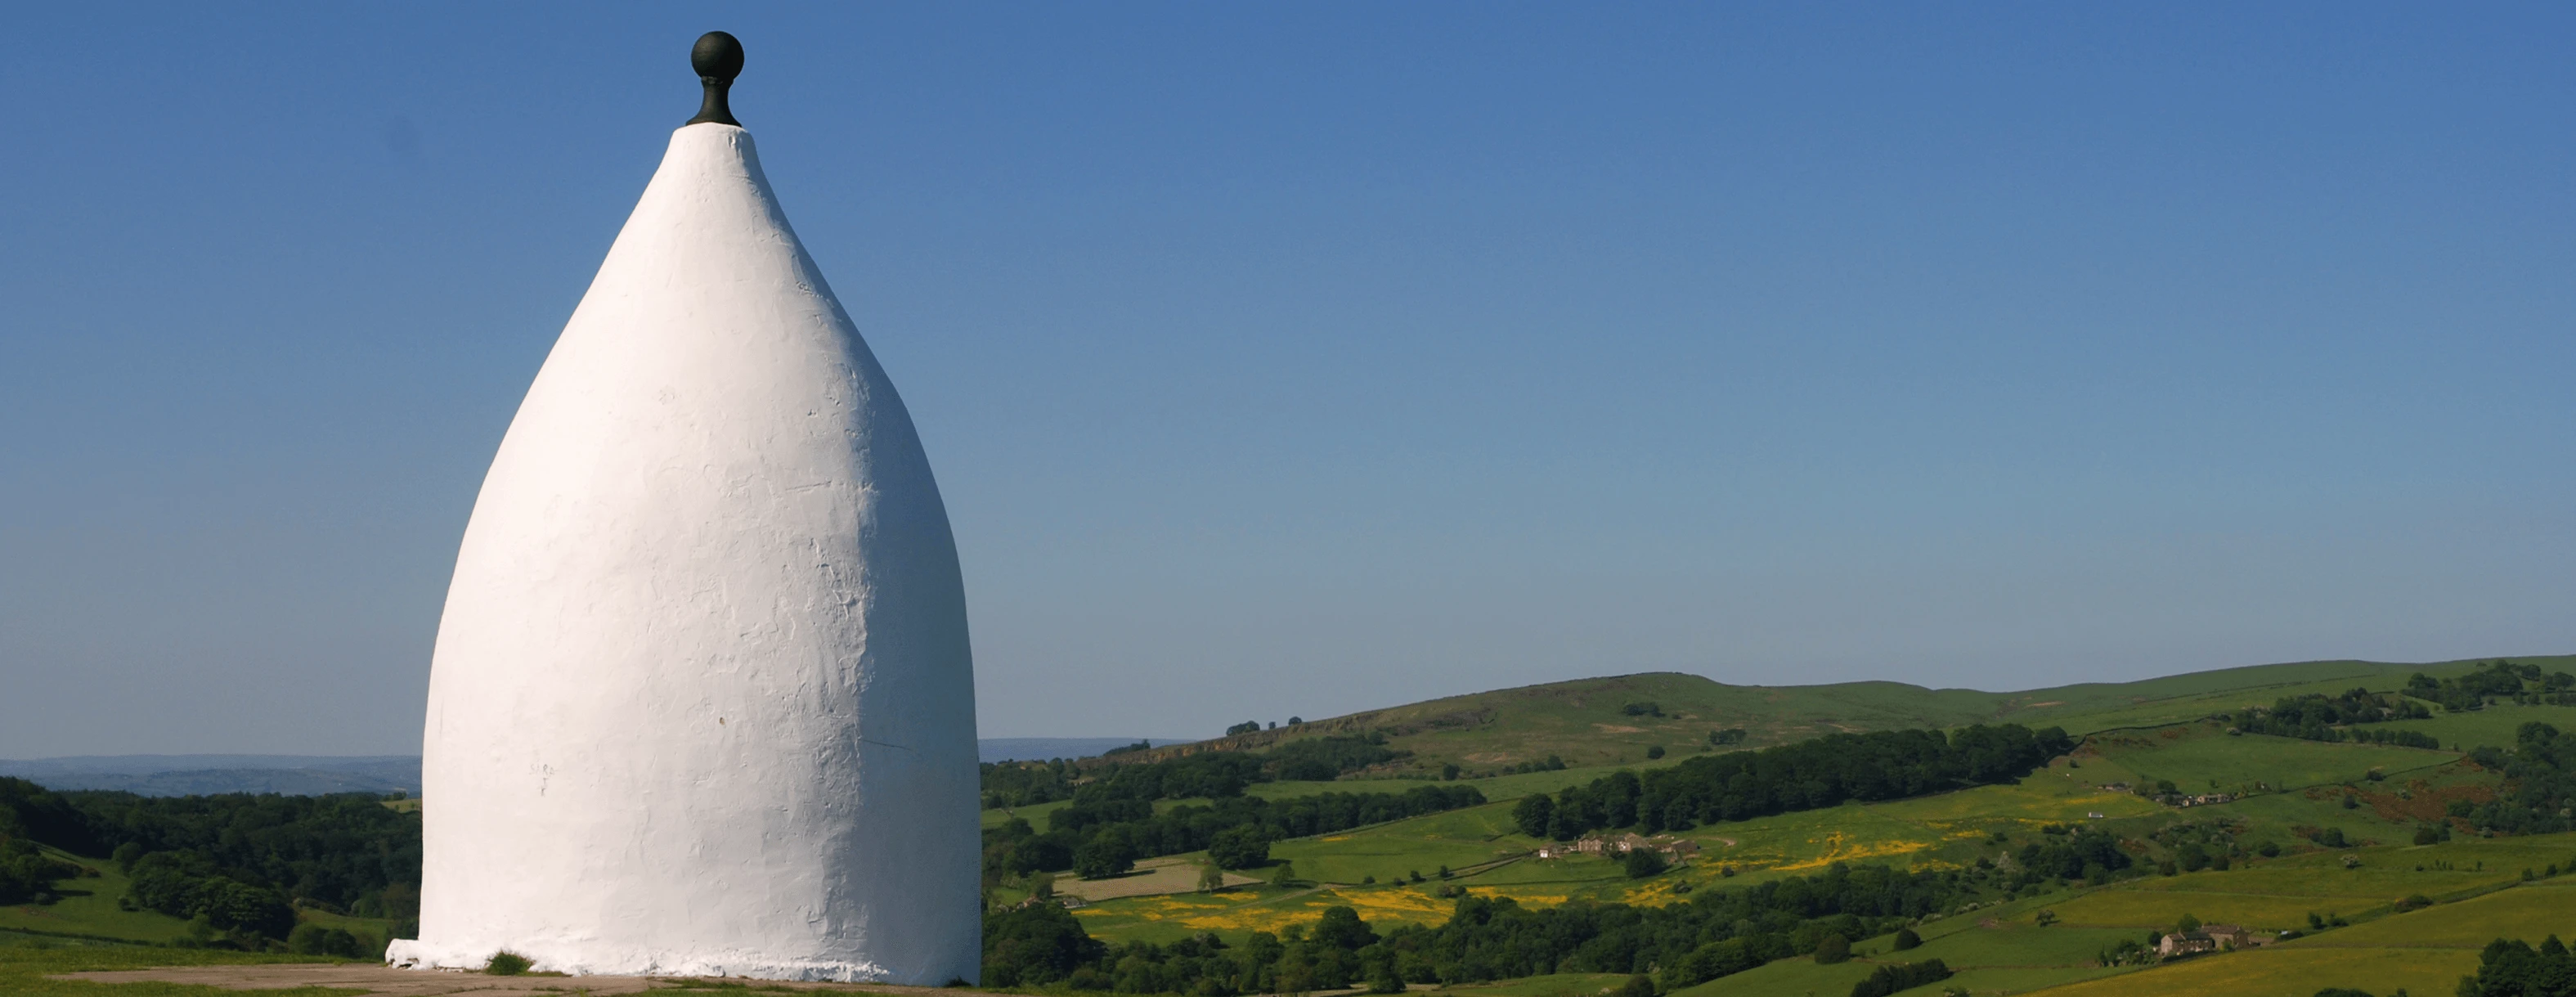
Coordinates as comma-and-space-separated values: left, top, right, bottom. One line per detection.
1622, 848, 1667, 879
1073, 837, 1133, 879
1892, 927, 1922, 950
1198, 864, 1225, 893
1208, 826, 1271, 870
1813, 932, 1850, 964
1313, 905, 1379, 950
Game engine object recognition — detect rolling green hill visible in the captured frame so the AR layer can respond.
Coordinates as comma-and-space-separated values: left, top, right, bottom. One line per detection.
1002, 653, 2574, 997
1101, 654, 2569, 779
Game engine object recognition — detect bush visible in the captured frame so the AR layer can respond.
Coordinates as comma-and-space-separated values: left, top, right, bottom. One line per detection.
486, 951, 532, 976
1892, 927, 1922, 950
1815, 932, 1851, 964
1646, 745, 1667, 760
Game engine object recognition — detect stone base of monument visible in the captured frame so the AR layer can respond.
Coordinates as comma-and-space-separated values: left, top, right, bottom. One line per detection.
384, 937, 895, 982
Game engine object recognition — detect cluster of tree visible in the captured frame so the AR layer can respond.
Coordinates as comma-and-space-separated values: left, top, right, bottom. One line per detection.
1708, 729, 1748, 747
2454, 723, 2576, 835
982, 758, 1082, 809
0, 778, 421, 947
985, 784, 1486, 882
1500, 756, 1568, 776
981, 734, 1411, 811
0, 778, 90, 904
74, 790, 422, 918
2456, 935, 2576, 997
2351, 728, 2443, 749
2228, 689, 2432, 742
1849, 959, 1952, 997
1225, 721, 1263, 736
988, 861, 1996, 994
1510, 725, 2072, 839
2015, 825, 2134, 883
1268, 734, 1403, 780
2407, 662, 2576, 712
123, 849, 297, 942
1620, 703, 1663, 717
0, 834, 85, 905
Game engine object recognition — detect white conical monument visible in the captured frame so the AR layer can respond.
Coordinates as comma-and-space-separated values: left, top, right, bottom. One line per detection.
387, 33, 981, 983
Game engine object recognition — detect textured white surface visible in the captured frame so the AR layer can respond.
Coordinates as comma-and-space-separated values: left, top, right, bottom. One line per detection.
389, 123, 979, 983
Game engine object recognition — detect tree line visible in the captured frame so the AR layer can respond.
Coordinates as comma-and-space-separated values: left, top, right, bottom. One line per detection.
986, 784, 1485, 881
2455, 935, 2576, 997
1510, 724, 2074, 839
981, 734, 1407, 810
2407, 661, 2576, 712
0, 776, 420, 949
2456, 722, 2575, 836
985, 860, 1998, 994
2225, 688, 2437, 747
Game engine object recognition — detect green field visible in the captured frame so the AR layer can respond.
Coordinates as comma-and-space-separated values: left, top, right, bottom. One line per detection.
1438, 973, 1636, 997
0, 843, 403, 959
0, 945, 341, 997
0, 848, 195, 945
12, 653, 2567, 995
2376, 701, 2576, 752
2036, 876, 2576, 997
1045, 654, 2569, 784
1064, 694, 2567, 997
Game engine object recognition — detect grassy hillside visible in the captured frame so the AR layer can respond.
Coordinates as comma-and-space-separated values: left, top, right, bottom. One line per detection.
1048, 678, 2574, 997
1102, 654, 2570, 778
0, 847, 191, 945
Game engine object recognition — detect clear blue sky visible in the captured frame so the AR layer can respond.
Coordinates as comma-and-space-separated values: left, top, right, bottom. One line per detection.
3, 3, 2570, 757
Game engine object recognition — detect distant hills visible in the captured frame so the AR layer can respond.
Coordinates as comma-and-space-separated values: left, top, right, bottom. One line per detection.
978, 737, 1200, 764
0, 739, 1200, 796
14, 654, 2568, 795
1108, 654, 2576, 776
0, 755, 422, 796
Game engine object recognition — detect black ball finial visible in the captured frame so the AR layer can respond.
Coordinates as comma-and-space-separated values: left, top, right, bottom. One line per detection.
687, 31, 744, 127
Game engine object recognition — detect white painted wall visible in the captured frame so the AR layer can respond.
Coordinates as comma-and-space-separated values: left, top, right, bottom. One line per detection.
388, 123, 980, 983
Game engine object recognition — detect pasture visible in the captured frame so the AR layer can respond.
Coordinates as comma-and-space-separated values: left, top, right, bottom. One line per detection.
0, 848, 191, 945
2377, 701, 2576, 752
2033, 878, 2576, 997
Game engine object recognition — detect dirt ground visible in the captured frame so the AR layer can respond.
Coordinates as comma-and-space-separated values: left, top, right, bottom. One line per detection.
56, 963, 1010, 995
